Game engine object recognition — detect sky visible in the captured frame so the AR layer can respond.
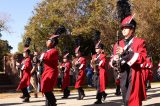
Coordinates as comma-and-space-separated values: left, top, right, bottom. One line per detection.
0, 0, 40, 53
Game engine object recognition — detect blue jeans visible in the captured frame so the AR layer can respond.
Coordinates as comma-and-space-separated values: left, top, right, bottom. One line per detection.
87, 73, 93, 86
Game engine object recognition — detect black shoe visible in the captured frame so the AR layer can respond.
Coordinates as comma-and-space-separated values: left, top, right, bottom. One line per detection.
147, 86, 151, 89
81, 89, 85, 100
94, 100, 102, 104
77, 95, 84, 100
61, 96, 68, 99
53, 103, 57, 106
67, 90, 70, 96
22, 97, 30, 102
102, 93, 107, 101
115, 92, 121, 96
46, 100, 57, 106
81, 94, 85, 99
77, 97, 81, 100
34, 93, 38, 98
48, 102, 57, 106
65, 90, 70, 98
45, 100, 48, 106
19, 95, 25, 99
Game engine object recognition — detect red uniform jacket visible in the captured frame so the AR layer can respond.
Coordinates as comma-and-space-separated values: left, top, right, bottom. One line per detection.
111, 37, 147, 106
92, 53, 107, 92
61, 61, 71, 90
41, 48, 59, 93
74, 57, 86, 89
17, 57, 31, 90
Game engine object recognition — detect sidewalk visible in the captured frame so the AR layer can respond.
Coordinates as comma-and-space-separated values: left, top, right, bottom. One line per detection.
0, 83, 160, 106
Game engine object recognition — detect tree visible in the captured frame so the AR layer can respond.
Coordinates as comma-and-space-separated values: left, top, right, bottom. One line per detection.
0, 40, 12, 71
0, 13, 12, 71
132, 0, 160, 63
20, 0, 116, 55
19, 0, 160, 64
0, 13, 11, 34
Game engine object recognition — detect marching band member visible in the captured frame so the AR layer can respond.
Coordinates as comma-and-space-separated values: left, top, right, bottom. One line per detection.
91, 41, 107, 104
73, 46, 86, 100
40, 34, 59, 106
110, 15, 147, 106
60, 52, 71, 99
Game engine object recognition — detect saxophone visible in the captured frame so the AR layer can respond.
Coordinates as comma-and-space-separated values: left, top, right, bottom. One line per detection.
91, 54, 100, 74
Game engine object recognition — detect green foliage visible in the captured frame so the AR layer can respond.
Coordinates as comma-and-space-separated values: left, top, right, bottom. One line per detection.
133, 0, 160, 63
20, 0, 116, 55
20, 0, 160, 63
0, 14, 12, 71
18, 42, 23, 53
0, 40, 12, 71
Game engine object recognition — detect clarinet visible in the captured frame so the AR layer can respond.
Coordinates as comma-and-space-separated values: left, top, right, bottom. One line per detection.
95, 54, 100, 74
61, 64, 65, 82
116, 31, 121, 79
74, 58, 81, 79
75, 58, 81, 72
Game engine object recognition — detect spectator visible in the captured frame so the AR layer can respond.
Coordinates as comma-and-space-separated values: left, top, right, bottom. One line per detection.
85, 64, 93, 87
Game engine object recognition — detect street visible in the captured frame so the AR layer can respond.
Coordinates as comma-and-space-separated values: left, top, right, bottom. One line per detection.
0, 83, 160, 106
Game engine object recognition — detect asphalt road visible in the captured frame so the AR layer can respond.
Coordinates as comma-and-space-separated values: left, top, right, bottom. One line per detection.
0, 83, 160, 106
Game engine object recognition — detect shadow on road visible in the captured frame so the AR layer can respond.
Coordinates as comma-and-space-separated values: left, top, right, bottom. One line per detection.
0, 100, 65, 106
29, 99, 45, 103
83, 99, 123, 106
57, 94, 97, 100
0, 103, 23, 106
146, 87, 160, 93
145, 103, 160, 106
147, 93, 160, 100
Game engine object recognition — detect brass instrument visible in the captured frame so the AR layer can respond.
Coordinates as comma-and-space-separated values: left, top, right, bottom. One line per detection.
91, 54, 100, 74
